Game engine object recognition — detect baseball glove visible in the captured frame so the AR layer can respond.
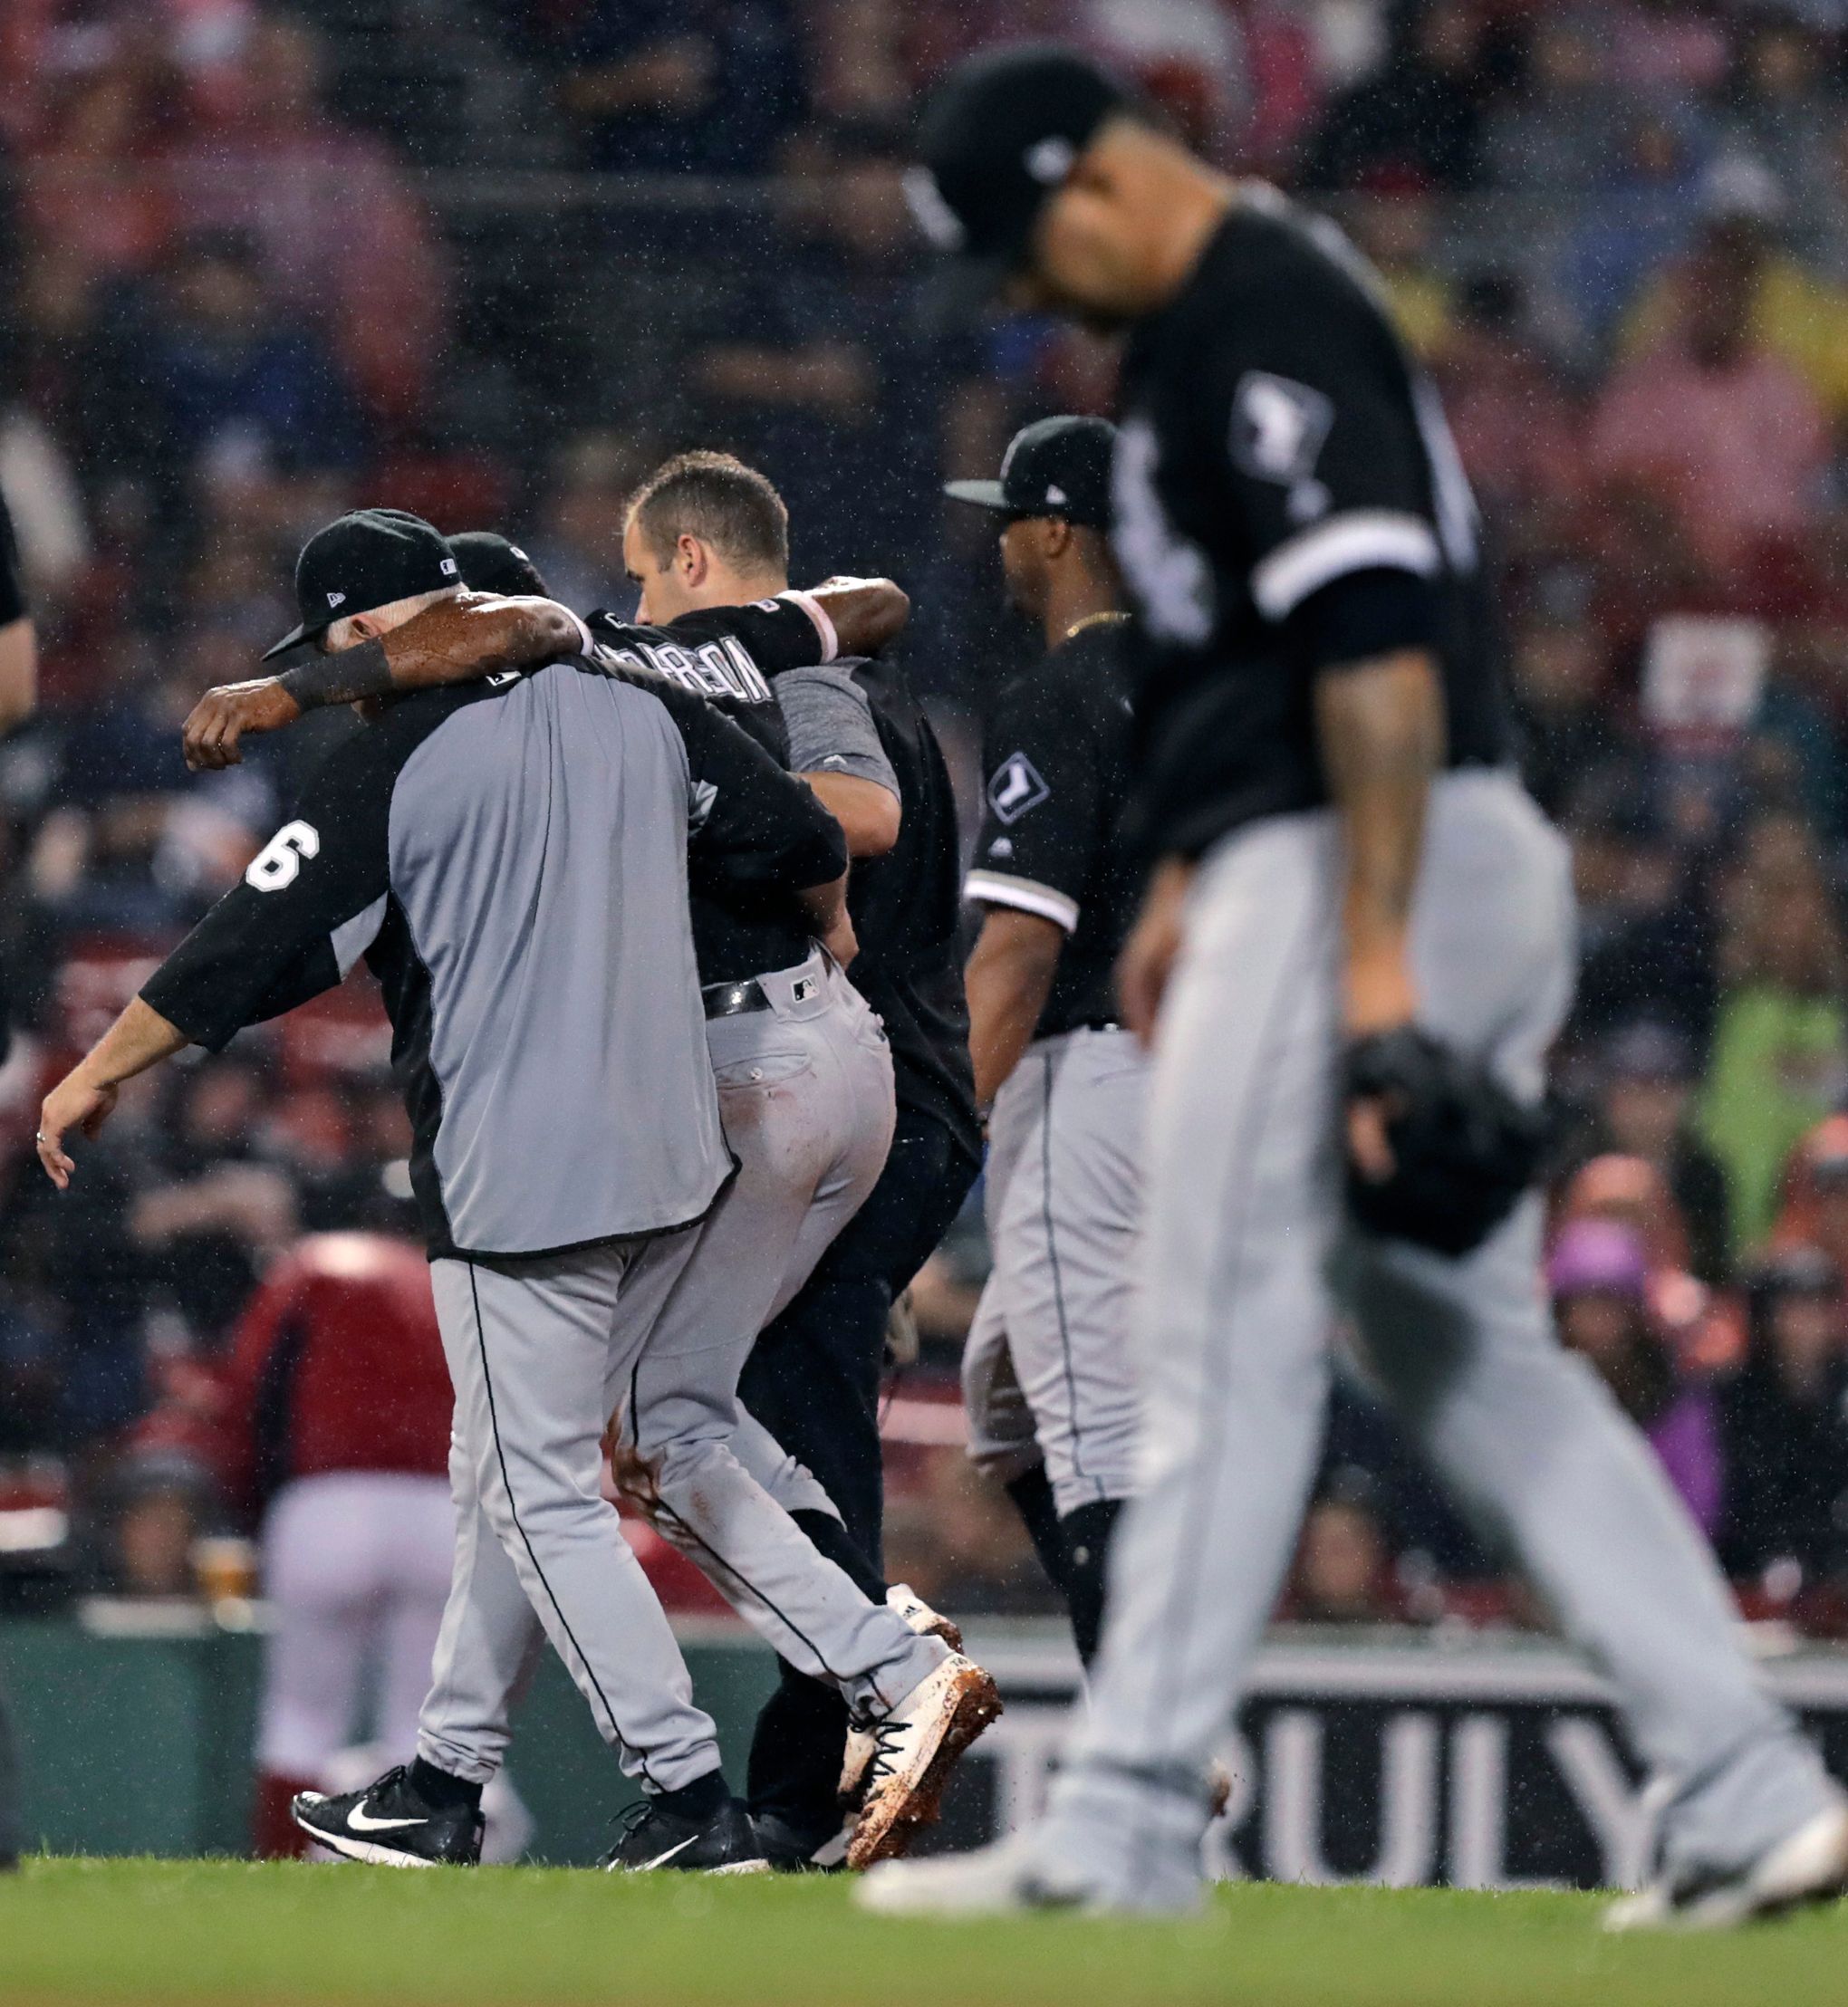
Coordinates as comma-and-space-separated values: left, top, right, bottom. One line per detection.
1343, 1027, 1548, 1256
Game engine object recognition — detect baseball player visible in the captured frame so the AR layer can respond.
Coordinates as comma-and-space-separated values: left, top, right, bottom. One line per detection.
611, 461, 986, 1866
864, 46, 1848, 1925
216, 1231, 486, 1859
945, 415, 1142, 1669
38, 510, 991, 1876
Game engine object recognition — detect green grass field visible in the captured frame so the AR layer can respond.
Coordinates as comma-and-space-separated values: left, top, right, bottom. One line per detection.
2, 1860, 1846, 2007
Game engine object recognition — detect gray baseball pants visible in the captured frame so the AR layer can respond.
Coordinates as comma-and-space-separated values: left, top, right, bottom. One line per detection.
417, 951, 942, 1790
962, 1027, 1145, 1519
1036, 769, 1838, 1902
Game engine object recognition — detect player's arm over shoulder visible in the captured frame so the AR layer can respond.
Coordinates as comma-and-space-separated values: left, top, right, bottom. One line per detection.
776, 664, 901, 859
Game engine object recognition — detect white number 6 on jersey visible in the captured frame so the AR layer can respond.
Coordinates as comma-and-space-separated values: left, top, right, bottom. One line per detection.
245, 819, 321, 891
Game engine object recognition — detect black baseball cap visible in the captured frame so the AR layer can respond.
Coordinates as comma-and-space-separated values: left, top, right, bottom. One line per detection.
448, 530, 550, 599
263, 507, 460, 660
944, 414, 1116, 530
910, 44, 1129, 312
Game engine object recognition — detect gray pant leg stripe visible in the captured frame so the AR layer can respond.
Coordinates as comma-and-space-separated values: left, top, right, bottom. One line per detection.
628, 1364, 855, 1696
1039, 1048, 1102, 1507
1136, 901, 1331, 1766
469, 1263, 656, 1791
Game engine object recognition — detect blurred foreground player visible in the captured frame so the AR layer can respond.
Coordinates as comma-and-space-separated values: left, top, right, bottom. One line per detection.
866, 45, 1848, 1925
221, 1230, 525, 1862
948, 416, 1143, 1668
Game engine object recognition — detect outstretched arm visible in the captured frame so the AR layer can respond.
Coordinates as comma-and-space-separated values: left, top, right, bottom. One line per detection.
182, 592, 584, 770
38, 997, 188, 1188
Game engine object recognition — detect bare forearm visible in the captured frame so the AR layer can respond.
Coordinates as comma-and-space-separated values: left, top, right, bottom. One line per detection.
803, 773, 900, 859
1314, 648, 1445, 1032
794, 870, 850, 938
966, 910, 1063, 1109
804, 578, 910, 657
381, 593, 582, 694
0, 619, 37, 734
80, 996, 190, 1088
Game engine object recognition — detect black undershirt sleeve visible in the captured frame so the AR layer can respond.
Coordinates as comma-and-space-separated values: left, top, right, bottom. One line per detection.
0, 495, 27, 628
1290, 567, 1438, 676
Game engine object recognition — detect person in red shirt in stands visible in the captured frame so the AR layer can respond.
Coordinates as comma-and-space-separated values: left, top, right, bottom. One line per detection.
215, 1230, 482, 1858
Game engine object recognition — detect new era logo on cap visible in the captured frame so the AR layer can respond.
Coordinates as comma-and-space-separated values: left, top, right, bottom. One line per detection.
264, 507, 458, 661
943, 413, 1118, 532
1025, 135, 1076, 184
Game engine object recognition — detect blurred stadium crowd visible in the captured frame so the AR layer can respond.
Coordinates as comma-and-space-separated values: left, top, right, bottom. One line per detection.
5, 0, 1848, 1644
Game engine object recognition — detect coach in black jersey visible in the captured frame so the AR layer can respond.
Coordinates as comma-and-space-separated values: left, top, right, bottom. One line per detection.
864, 44, 1848, 1923
947, 414, 1143, 1670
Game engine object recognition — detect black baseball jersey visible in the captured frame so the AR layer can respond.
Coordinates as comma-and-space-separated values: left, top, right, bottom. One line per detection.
828, 653, 980, 1163
1112, 187, 1512, 860
586, 594, 830, 985
966, 619, 1139, 1040
593, 595, 979, 1157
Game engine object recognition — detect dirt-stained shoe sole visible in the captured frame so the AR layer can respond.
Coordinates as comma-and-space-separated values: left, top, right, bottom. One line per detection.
846, 1664, 1004, 1872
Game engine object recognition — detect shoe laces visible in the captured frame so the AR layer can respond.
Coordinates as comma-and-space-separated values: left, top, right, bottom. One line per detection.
612, 1799, 662, 1842
862, 1716, 907, 1790
367, 1765, 412, 1807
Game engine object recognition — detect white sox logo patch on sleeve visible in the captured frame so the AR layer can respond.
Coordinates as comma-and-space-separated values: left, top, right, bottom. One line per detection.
987, 752, 1050, 825
1231, 371, 1334, 486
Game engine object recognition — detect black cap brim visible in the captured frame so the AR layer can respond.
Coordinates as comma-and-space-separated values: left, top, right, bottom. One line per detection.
943, 478, 1012, 514
261, 619, 326, 663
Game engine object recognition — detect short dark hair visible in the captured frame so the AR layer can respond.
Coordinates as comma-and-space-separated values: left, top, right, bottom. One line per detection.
628, 451, 789, 574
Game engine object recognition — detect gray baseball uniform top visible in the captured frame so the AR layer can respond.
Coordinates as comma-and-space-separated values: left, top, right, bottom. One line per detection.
141, 658, 846, 1261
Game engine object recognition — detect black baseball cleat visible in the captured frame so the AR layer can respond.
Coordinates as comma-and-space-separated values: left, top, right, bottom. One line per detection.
600, 1795, 768, 1875
752, 1810, 850, 1874
291, 1765, 483, 1868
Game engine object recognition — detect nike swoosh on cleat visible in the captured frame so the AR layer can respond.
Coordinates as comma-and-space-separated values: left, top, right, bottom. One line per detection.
348, 1802, 429, 1834
638, 1833, 701, 1869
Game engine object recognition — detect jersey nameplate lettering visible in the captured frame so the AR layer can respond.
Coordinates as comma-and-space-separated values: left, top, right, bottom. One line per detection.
245, 820, 321, 891
605, 636, 772, 706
